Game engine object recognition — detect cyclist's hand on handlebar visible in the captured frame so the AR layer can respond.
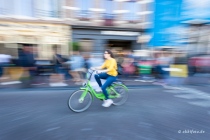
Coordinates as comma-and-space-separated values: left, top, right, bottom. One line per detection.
90, 67, 96, 70
97, 70, 106, 73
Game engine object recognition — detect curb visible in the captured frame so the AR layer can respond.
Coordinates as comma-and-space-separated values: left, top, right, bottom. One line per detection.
0, 85, 161, 92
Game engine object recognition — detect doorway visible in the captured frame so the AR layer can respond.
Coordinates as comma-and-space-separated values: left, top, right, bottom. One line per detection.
107, 40, 132, 51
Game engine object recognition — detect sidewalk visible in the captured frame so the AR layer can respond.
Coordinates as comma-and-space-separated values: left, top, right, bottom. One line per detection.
0, 76, 154, 89
0, 74, 209, 91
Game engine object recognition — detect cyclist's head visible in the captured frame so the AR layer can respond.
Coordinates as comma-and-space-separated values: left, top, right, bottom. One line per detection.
104, 50, 114, 59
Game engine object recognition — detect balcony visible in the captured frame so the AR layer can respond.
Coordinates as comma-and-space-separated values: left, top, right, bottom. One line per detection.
0, 8, 62, 22
35, 9, 61, 19
103, 14, 115, 26
77, 10, 91, 21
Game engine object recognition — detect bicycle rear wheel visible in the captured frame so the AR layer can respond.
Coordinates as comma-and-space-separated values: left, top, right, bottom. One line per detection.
111, 85, 128, 106
68, 90, 92, 113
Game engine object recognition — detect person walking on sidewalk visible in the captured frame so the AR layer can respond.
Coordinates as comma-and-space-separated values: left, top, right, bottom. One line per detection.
68, 51, 85, 85
121, 51, 135, 77
19, 44, 36, 88
0, 48, 12, 80
50, 45, 67, 87
92, 50, 118, 107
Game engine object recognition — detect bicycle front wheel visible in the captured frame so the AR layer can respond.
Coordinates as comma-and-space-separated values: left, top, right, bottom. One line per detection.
111, 85, 128, 106
68, 90, 92, 113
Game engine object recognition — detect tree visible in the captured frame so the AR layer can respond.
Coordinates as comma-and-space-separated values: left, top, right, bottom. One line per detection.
70, 42, 80, 51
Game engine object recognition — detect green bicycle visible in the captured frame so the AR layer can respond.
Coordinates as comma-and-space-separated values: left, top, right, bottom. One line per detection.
68, 69, 129, 113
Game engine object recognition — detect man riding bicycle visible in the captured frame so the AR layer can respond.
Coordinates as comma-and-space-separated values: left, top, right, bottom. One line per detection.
92, 50, 118, 107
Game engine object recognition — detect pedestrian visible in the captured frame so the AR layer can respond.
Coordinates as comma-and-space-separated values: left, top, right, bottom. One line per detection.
68, 51, 85, 85
121, 51, 135, 77
153, 51, 174, 86
49, 45, 67, 86
19, 44, 37, 88
0, 48, 12, 80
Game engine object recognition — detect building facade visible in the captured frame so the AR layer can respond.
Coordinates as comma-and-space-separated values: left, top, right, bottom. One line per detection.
63, 0, 153, 52
0, 0, 154, 59
0, 0, 70, 60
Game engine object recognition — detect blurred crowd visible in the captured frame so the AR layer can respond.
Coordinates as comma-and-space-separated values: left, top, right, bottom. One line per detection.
0, 44, 210, 88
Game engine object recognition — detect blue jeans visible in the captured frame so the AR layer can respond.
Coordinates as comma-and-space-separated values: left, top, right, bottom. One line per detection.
94, 73, 117, 100
54, 64, 63, 74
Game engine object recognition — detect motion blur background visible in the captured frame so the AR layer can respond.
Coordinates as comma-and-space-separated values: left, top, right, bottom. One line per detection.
0, 0, 210, 88
1, 1, 210, 140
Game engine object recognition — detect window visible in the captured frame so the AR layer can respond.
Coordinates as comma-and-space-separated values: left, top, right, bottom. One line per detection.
76, 0, 93, 18
144, 2, 153, 23
0, 0, 13, 16
124, 1, 138, 20
14, 0, 34, 17
36, 0, 60, 18
79, 39, 93, 52
0, 0, 34, 17
0, 0, 6, 15
104, 0, 115, 19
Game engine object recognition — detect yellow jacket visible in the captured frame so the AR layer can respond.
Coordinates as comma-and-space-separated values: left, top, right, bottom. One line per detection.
100, 58, 118, 76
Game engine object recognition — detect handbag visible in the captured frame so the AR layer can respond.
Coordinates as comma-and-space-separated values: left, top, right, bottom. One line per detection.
117, 64, 123, 75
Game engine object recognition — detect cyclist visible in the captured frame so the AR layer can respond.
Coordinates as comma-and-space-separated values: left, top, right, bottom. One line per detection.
92, 50, 118, 107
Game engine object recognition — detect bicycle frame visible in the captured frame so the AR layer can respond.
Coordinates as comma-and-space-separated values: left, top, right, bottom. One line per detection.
78, 69, 127, 101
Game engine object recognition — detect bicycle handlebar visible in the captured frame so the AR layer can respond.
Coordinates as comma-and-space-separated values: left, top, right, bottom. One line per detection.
89, 68, 100, 74
87, 68, 99, 80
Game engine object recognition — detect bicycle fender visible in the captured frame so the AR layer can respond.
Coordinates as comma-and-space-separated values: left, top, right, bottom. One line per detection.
112, 84, 129, 92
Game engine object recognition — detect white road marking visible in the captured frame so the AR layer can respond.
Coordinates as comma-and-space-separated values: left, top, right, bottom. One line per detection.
46, 127, 60, 132
165, 87, 210, 108
0, 81, 22, 85
11, 116, 29, 121
164, 90, 181, 94
81, 128, 93, 131
188, 101, 210, 108
174, 94, 210, 100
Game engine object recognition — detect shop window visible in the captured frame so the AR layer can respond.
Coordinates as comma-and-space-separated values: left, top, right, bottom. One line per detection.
79, 39, 93, 52
0, 43, 4, 53
4, 43, 19, 58
38, 44, 54, 60
38, 44, 66, 60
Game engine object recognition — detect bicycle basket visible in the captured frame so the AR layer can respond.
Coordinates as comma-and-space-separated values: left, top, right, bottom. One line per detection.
86, 69, 95, 80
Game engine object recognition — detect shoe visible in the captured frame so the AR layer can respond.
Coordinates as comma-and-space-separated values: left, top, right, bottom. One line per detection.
102, 99, 113, 107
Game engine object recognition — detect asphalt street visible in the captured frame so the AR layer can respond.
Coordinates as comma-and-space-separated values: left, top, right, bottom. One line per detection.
0, 86, 210, 140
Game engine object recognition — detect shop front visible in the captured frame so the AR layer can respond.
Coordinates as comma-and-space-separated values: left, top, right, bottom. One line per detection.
72, 25, 143, 53
0, 21, 71, 60
0, 21, 71, 82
